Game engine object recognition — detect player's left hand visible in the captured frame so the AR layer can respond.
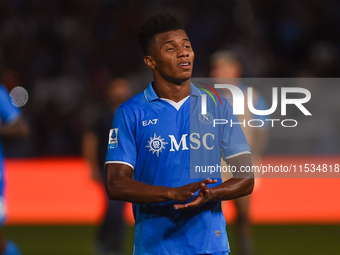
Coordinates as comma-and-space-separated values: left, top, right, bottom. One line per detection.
173, 186, 212, 210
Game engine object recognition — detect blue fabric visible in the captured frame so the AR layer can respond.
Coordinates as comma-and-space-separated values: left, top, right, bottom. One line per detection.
0, 85, 21, 226
105, 82, 250, 254
189, 84, 251, 178
4, 241, 22, 255
0, 85, 21, 125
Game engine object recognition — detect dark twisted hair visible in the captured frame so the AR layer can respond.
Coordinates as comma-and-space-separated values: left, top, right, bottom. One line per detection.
138, 14, 183, 55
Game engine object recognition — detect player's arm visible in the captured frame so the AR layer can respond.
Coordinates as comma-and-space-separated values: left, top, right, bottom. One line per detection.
105, 163, 217, 204
0, 116, 29, 139
174, 154, 253, 209
210, 153, 254, 200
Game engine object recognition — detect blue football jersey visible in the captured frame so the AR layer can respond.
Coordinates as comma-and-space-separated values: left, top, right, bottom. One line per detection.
0, 84, 21, 165
0, 85, 20, 125
0, 84, 21, 225
105, 82, 250, 255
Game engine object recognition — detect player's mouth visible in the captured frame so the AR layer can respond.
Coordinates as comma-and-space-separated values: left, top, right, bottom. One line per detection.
178, 62, 191, 70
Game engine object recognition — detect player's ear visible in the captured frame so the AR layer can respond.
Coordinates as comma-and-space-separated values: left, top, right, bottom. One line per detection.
144, 56, 156, 70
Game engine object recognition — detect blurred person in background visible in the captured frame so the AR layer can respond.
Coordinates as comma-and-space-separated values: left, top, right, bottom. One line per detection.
82, 78, 132, 255
210, 51, 269, 255
0, 84, 29, 255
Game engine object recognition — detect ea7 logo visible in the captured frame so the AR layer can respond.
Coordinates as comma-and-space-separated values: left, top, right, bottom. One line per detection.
142, 119, 158, 126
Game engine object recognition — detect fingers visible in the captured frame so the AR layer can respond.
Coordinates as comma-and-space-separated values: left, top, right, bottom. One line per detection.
201, 178, 218, 185
192, 178, 217, 191
201, 187, 210, 196
173, 179, 217, 203
174, 187, 211, 210
174, 194, 202, 209
173, 204, 187, 210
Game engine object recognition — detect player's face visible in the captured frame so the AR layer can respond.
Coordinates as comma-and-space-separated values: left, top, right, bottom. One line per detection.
146, 29, 194, 84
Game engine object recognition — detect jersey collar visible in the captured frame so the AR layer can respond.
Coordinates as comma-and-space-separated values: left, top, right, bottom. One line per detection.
144, 82, 201, 103
190, 83, 201, 97
144, 82, 158, 102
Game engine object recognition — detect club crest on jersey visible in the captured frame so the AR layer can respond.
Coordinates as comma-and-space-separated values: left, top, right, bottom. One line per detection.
108, 128, 118, 149
146, 133, 168, 157
199, 112, 213, 125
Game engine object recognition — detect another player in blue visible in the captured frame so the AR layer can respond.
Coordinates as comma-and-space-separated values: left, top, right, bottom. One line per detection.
0, 84, 29, 255
105, 14, 254, 255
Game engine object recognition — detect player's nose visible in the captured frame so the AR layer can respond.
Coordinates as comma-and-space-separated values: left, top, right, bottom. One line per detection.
177, 47, 190, 58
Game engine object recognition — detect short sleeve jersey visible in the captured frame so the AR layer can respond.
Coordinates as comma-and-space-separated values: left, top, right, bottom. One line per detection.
0, 85, 21, 167
0, 84, 21, 224
105, 82, 250, 255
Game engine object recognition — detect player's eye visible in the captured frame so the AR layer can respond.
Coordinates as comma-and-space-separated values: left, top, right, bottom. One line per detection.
167, 47, 174, 51
183, 44, 191, 49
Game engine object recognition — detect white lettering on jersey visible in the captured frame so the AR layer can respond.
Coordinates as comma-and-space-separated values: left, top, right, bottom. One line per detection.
169, 134, 189, 151
142, 119, 158, 126
189, 133, 215, 150
146, 133, 215, 155
190, 133, 201, 149
202, 133, 215, 150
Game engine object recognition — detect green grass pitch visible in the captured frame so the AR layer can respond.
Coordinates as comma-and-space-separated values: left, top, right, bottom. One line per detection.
3, 224, 340, 255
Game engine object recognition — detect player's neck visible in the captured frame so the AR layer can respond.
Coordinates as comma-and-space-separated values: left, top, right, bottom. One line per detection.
153, 78, 191, 102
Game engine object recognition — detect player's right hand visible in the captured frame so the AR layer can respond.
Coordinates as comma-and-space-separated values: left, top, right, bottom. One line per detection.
168, 178, 217, 202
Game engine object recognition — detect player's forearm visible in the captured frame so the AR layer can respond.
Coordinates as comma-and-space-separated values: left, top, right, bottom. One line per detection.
106, 177, 174, 203
209, 177, 254, 201
210, 154, 254, 201
106, 172, 173, 204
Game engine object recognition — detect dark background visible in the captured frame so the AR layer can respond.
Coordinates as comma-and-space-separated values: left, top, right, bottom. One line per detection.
1, 0, 339, 156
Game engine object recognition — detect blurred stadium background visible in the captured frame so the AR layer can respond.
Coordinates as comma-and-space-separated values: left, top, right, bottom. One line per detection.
1, 0, 340, 254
